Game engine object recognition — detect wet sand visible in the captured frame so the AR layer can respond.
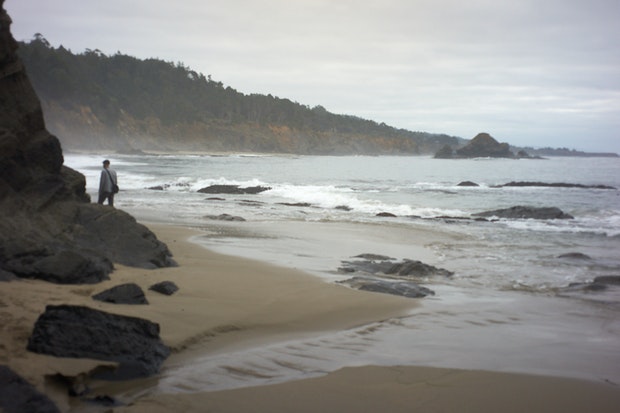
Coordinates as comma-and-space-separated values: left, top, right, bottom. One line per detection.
1, 223, 619, 412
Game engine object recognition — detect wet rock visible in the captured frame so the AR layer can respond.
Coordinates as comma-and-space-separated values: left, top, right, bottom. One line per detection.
205, 213, 246, 221
149, 280, 179, 296
457, 181, 479, 187
497, 181, 616, 190
558, 252, 592, 260
27, 305, 170, 380
92, 283, 148, 304
197, 184, 271, 194
278, 202, 312, 207
593, 275, 620, 285
335, 205, 352, 211
340, 277, 435, 298
473, 206, 574, 220
353, 253, 395, 261
339, 257, 453, 278
0, 365, 61, 413
376, 212, 397, 217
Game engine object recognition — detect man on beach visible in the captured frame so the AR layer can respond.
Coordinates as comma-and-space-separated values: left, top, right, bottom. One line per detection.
98, 159, 118, 206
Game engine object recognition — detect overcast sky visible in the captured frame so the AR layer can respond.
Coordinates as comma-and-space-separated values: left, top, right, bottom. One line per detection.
6, 0, 620, 152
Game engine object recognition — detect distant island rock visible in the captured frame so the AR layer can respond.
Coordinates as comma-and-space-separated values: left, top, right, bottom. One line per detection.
435, 133, 538, 159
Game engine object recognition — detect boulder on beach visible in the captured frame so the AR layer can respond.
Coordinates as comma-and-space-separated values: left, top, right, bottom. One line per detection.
92, 283, 148, 304
27, 305, 170, 380
149, 280, 179, 296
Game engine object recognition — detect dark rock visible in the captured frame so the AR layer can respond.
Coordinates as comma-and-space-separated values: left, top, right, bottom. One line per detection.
497, 181, 616, 190
457, 181, 479, 187
353, 253, 395, 261
197, 184, 271, 194
473, 206, 574, 220
27, 305, 170, 380
335, 205, 352, 211
278, 202, 312, 207
84, 395, 122, 407
376, 212, 397, 217
147, 185, 166, 191
339, 257, 453, 278
340, 277, 435, 298
558, 252, 592, 260
3, 249, 113, 284
593, 276, 620, 285
0, 268, 17, 281
149, 280, 179, 296
0, 365, 61, 413
92, 283, 148, 304
205, 213, 246, 221
455, 133, 514, 158
206, 197, 226, 201
0, 5, 175, 285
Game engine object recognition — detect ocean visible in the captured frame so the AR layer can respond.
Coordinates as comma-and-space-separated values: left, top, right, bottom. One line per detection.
64, 153, 620, 392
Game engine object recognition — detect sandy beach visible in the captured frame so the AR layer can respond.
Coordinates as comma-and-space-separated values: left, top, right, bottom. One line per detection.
1, 223, 619, 412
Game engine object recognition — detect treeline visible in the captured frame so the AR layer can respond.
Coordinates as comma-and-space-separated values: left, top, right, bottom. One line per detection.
17, 35, 460, 154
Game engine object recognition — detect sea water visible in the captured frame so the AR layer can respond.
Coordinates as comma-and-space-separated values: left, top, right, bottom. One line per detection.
64, 153, 620, 392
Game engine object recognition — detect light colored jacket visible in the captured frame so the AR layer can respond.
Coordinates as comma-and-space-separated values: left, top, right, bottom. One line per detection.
99, 168, 117, 194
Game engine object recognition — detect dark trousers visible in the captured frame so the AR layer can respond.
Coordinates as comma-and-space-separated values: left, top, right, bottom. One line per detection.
98, 192, 114, 206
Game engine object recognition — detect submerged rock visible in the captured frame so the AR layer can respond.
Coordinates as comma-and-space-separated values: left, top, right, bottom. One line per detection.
558, 252, 592, 260
339, 258, 453, 278
473, 206, 574, 220
205, 213, 246, 221
458, 181, 479, 187
340, 277, 435, 298
27, 305, 170, 380
197, 184, 271, 194
497, 181, 616, 190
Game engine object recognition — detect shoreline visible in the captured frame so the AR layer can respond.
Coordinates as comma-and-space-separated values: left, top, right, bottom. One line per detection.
2, 221, 619, 412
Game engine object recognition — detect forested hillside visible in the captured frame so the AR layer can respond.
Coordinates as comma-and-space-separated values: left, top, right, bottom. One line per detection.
18, 35, 461, 154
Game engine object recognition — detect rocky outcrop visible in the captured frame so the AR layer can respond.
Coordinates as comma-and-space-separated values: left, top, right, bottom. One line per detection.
339, 256, 454, 278
337, 255, 453, 299
456, 133, 513, 158
340, 276, 435, 298
473, 206, 574, 220
0, 2, 174, 284
27, 305, 170, 380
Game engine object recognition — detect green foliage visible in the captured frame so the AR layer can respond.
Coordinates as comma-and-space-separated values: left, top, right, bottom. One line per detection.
17, 36, 461, 153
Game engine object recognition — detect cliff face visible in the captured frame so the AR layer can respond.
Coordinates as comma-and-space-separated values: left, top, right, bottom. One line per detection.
0, 1, 174, 284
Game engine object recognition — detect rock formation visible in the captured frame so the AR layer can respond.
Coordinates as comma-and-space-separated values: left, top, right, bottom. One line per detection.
456, 133, 514, 158
434, 132, 534, 159
0, 1, 174, 284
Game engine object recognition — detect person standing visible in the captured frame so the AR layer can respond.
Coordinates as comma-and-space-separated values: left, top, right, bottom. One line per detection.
98, 159, 118, 206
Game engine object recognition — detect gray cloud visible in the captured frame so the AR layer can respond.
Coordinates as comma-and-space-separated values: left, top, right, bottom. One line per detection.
7, 0, 620, 151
